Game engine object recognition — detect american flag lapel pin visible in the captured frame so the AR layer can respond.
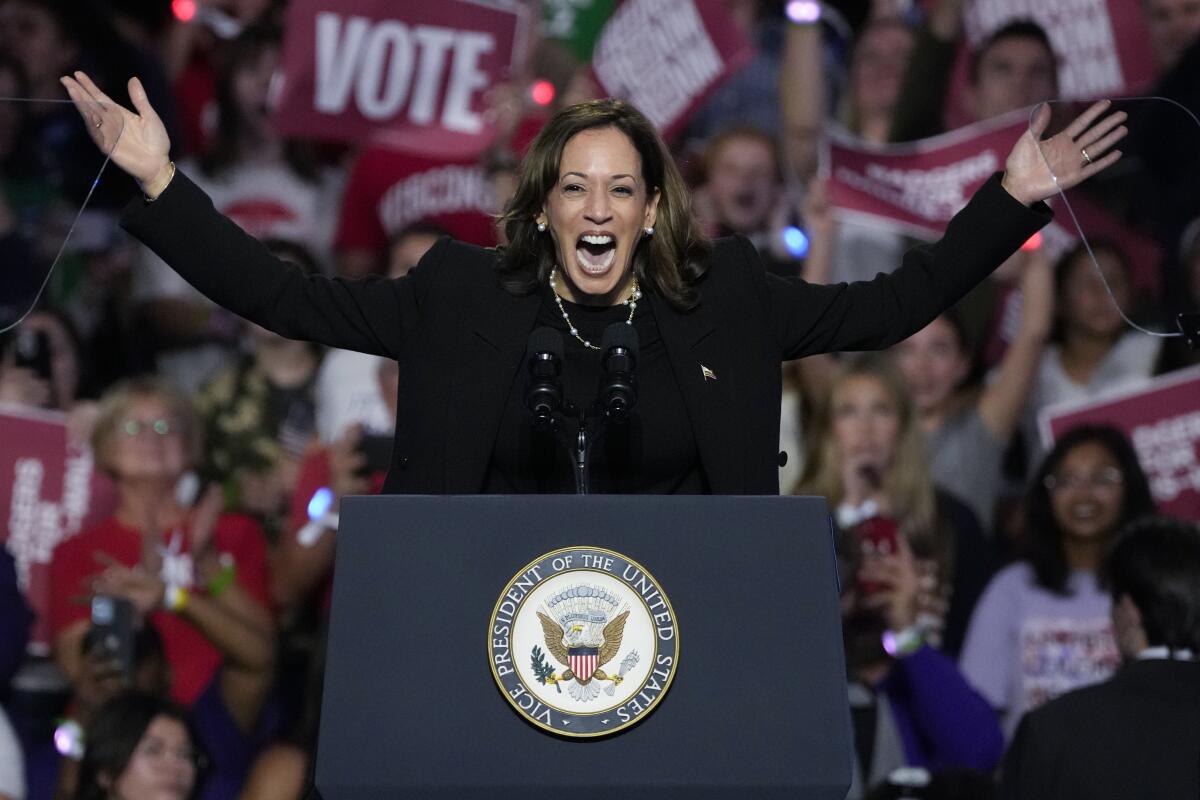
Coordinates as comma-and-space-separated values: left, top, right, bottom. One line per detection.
701, 364, 717, 381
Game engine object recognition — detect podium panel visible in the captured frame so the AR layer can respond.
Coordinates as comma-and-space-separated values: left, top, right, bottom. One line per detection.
316, 495, 852, 799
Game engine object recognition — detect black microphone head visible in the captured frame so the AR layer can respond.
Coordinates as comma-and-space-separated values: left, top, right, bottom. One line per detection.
527, 326, 564, 359
599, 322, 639, 358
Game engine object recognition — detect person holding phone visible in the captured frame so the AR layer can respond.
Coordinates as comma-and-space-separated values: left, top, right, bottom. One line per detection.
48, 377, 274, 713
59, 66, 1126, 497
795, 355, 995, 657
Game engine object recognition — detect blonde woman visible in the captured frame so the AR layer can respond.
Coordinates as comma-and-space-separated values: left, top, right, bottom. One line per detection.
796, 355, 994, 656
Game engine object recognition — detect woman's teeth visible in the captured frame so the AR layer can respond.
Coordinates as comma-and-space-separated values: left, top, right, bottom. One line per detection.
576, 235, 617, 273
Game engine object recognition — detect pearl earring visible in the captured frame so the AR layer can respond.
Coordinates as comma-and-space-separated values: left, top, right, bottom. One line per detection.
644, 226, 654, 236
537, 221, 547, 232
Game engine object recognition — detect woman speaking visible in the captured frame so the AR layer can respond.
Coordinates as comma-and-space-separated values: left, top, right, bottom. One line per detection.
61, 71, 1125, 495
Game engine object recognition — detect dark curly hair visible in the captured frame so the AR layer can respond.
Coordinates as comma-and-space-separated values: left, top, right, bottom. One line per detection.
496, 99, 710, 311
1025, 424, 1155, 595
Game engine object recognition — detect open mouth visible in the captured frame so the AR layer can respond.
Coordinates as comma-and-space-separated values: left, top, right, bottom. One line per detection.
576, 233, 617, 274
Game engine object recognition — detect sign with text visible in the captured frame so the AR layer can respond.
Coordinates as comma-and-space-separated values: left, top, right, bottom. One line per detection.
826, 113, 1028, 240
275, 0, 531, 157
1039, 366, 1200, 522
0, 406, 117, 652
590, 0, 753, 140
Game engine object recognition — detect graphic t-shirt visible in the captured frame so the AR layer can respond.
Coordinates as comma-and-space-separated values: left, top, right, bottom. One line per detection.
48, 514, 270, 705
959, 562, 1119, 739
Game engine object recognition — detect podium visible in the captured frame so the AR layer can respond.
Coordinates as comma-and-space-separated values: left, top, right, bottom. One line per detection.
315, 495, 852, 799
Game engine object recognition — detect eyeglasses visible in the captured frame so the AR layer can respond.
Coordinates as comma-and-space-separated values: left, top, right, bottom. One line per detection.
1043, 467, 1124, 492
121, 418, 174, 437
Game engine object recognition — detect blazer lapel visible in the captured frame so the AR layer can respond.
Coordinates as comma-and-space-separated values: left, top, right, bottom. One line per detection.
650, 292, 746, 493
444, 287, 541, 493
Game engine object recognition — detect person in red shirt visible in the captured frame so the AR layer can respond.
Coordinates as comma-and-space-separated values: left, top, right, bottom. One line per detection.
49, 376, 274, 710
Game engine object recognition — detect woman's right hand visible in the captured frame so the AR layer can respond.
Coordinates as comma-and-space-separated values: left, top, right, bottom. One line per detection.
59, 72, 174, 197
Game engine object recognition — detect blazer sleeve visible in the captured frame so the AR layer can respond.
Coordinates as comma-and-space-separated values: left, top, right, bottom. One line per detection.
120, 170, 442, 359
763, 174, 1051, 360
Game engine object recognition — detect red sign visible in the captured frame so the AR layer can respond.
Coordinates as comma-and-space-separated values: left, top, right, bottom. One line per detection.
0, 405, 117, 652
274, 0, 531, 157
590, 0, 753, 140
826, 112, 1028, 239
1039, 366, 1200, 521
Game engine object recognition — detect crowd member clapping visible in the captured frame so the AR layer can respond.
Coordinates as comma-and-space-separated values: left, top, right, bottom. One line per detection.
795, 355, 994, 656
48, 378, 274, 712
959, 425, 1155, 739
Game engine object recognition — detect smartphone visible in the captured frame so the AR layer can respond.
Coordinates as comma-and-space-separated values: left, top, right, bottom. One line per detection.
357, 434, 393, 476
12, 328, 52, 380
855, 515, 900, 596
85, 595, 136, 679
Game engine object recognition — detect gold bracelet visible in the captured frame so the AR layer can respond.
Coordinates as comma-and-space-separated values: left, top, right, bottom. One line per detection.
144, 161, 177, 203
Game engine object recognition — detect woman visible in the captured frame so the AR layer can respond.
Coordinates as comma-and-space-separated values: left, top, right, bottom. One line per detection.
61, 70, 1125, 494
1022, 241, 1159, 471
73, 692, 200, 800
48, 377, 274, 718
958, 425, 1156, 740
891, 246, 1053, 533
796, 355, 994, 656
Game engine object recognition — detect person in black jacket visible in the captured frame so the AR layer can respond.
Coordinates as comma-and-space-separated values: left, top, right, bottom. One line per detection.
59, 70, 1126, 494
1000, 515, 1200, 800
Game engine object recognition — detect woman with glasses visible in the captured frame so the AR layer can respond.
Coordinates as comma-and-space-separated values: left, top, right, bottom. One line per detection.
73, 691, 201, 800
958, 424, 1156, 739
47, 377, 276, 796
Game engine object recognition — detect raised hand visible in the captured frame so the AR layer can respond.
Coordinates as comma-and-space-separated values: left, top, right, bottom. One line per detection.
59, 72, 174, 197
1001, 100, 1126, 206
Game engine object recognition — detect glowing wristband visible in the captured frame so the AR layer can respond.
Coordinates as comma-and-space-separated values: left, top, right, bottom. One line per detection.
882, 626, 923, 657
207, 556, 236, 597
164, 583, 189, 613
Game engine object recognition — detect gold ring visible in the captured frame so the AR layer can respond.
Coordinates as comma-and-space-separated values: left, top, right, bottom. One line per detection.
1081, 148, 1092, 166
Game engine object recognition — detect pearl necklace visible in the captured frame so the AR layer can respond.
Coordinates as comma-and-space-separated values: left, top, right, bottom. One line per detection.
549, 268, 641, 350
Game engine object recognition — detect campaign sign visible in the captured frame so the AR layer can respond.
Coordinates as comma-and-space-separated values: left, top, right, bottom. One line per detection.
590, 0, 754, 139
275, 0, 531, 157
1039, 366, 1200, 521
0, 405, 116, 652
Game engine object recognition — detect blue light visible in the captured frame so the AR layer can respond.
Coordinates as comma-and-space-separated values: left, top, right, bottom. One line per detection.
307, 487, 334, 520
783, 226, 809, 258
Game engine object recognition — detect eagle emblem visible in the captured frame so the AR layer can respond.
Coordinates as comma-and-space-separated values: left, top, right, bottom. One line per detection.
532, 584, 633, 702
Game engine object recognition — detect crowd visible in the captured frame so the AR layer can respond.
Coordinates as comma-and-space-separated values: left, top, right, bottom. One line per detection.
1, 0, 1199, 798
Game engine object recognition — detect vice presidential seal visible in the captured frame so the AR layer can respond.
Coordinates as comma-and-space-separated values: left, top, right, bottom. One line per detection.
488, 546, 679, 737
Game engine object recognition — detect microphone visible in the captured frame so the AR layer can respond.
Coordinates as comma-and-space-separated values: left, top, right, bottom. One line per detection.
525, 327, 564, 429
597, 323, 639, 423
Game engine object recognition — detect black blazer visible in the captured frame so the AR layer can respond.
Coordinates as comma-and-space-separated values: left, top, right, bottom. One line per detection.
1001, 659, 1200, 800
122, 172, 1048, 494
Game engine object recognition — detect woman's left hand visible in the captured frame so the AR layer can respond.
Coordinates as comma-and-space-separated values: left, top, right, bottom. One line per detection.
91, 552, 165, 615
1001, 100, 1127, 206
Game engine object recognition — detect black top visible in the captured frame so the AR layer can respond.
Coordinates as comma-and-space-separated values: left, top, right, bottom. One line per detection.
121, 172, 1051, 494
483, 286, 705, 494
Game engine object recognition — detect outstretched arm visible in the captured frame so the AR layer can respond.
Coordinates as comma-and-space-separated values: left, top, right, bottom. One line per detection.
769, 101, 1125, 359
60, 72, 430, 358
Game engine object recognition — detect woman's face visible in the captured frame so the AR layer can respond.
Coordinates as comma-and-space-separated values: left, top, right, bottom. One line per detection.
106, 395, 189, 483
109, 715, 196, 800
850, 24, 914, 119
231, 44, 279, 139
1048, 440, 1126, 542
1060, 249, 1129, 340
0, 1, 76, 91
831, 374, 901, 479
893, 316, 969, 416
540, 126, 659, 305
